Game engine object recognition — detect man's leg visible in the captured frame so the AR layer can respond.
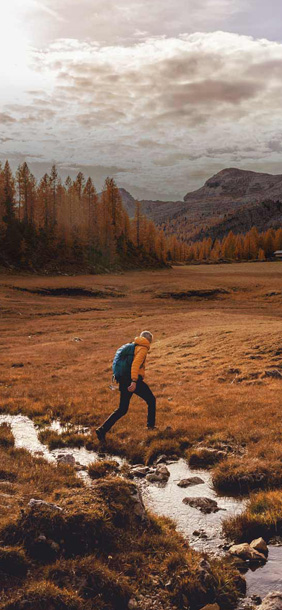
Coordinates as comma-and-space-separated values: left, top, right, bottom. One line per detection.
99, 381, 132, 434
135, 378, 156, 428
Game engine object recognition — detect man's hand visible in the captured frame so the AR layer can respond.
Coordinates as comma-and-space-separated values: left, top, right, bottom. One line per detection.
128, 381, 136, 393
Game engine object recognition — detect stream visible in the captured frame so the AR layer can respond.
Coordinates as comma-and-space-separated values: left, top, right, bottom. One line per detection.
0, 414, 281, 603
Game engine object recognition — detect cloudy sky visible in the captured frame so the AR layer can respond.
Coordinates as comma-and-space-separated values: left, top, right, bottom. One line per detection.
1, 0, 282, 199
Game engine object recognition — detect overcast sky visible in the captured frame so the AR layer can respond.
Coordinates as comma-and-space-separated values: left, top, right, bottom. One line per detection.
1, 0, 282, 199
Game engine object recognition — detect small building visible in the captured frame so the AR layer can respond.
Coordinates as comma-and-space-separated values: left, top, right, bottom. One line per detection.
274, 250, 282, 259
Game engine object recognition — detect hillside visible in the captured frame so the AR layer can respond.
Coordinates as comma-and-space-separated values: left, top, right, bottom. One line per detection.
119, 168, 282, 242
180, 168, 282, 240
115, 188, 185, 223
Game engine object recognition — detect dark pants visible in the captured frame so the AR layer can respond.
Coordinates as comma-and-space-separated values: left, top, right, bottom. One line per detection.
101, 376, 156, 433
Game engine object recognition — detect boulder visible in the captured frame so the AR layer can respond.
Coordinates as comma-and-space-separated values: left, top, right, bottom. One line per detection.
56, 453, 75, 466
258, 592, 282, 609
156, 464, 170, 478
146, 464, 170, 483
182, 497, 220, 514
130, 466, 150, 478
129, 485, 146, 520
229, 543, 266, 563
146, 473, 166, 483
178, 476, 204, 488
250, 537, 268, 557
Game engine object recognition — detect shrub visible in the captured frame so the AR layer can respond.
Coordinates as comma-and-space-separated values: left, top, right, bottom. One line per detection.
88, 459, 120, 479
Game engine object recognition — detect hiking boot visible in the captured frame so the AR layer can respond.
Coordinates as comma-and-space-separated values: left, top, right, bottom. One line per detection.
96, 427, 106, 443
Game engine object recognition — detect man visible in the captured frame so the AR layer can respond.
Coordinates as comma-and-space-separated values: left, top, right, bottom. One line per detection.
96, 331, 156, 442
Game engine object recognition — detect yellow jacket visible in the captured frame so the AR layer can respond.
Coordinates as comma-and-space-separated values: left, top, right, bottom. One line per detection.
131, 336, 150, 382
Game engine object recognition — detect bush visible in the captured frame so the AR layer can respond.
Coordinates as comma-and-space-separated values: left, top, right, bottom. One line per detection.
88, 459, 120, 479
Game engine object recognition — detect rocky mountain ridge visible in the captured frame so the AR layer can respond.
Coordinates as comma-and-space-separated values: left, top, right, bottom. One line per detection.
118, 168, 282, 241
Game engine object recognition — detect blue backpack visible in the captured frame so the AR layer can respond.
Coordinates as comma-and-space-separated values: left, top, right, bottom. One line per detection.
112, 343, 135, 381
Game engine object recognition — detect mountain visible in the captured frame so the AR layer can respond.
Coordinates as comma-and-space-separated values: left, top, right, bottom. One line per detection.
118, 188, 137, 217
118, 168, 282, 242
184, 167, 282, 205
191, 199, 282, 242
118, 189, 184, 223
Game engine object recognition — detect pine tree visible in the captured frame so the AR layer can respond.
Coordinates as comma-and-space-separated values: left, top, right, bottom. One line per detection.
50, 164, 59, 227
263, 229, 275, 258
134, 201, 142, 247
274, 227, 282, 251
16, 162, 36, 225
258, 248, 266, 261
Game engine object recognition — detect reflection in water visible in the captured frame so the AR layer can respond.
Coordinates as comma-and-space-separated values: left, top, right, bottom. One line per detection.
245, 546, 282, 598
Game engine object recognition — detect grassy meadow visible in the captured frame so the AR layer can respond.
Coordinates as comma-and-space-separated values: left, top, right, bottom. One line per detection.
0, 262, 282, 608
1, 262, 282, 464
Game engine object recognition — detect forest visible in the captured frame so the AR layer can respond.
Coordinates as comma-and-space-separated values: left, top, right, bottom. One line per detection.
1, 160, 282, 272
0, 161, 188, 272
185, 226, 282, 263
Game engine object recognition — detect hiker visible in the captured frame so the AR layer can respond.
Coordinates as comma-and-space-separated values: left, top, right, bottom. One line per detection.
96, 331, 156, 442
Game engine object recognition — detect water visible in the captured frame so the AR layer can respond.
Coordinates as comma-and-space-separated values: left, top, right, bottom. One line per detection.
142, 458, 282, 599
245, 546, 282, 598
142, 458, 245, 553
1, 414, 281, 601
0, 414, 122, 478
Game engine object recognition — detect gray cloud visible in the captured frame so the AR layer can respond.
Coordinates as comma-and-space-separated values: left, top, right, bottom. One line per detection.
35, 34, 279, 135
21, 0, 246, 45
2, 4, 282, 199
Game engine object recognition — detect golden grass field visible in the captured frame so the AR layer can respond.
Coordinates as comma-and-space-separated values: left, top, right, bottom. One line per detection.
1, 262, 282, 609
1, 262, 282, 462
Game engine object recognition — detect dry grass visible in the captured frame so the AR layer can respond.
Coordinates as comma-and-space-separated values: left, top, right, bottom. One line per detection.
38, 429, 90, 450
0, 451, 244, 609
213, 457, 282, 495
88, 459, 120, 479
0, 425, 15, 449
0, 263, 281, 477
0, 263, 282, 607
223, 489, 282, 542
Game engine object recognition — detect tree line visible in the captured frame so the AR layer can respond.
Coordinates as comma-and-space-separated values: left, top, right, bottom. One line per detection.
0, 161, 188, 272
186, 226, 282, 262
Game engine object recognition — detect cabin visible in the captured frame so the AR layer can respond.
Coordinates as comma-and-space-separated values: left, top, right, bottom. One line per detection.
274, 250, 282, 260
